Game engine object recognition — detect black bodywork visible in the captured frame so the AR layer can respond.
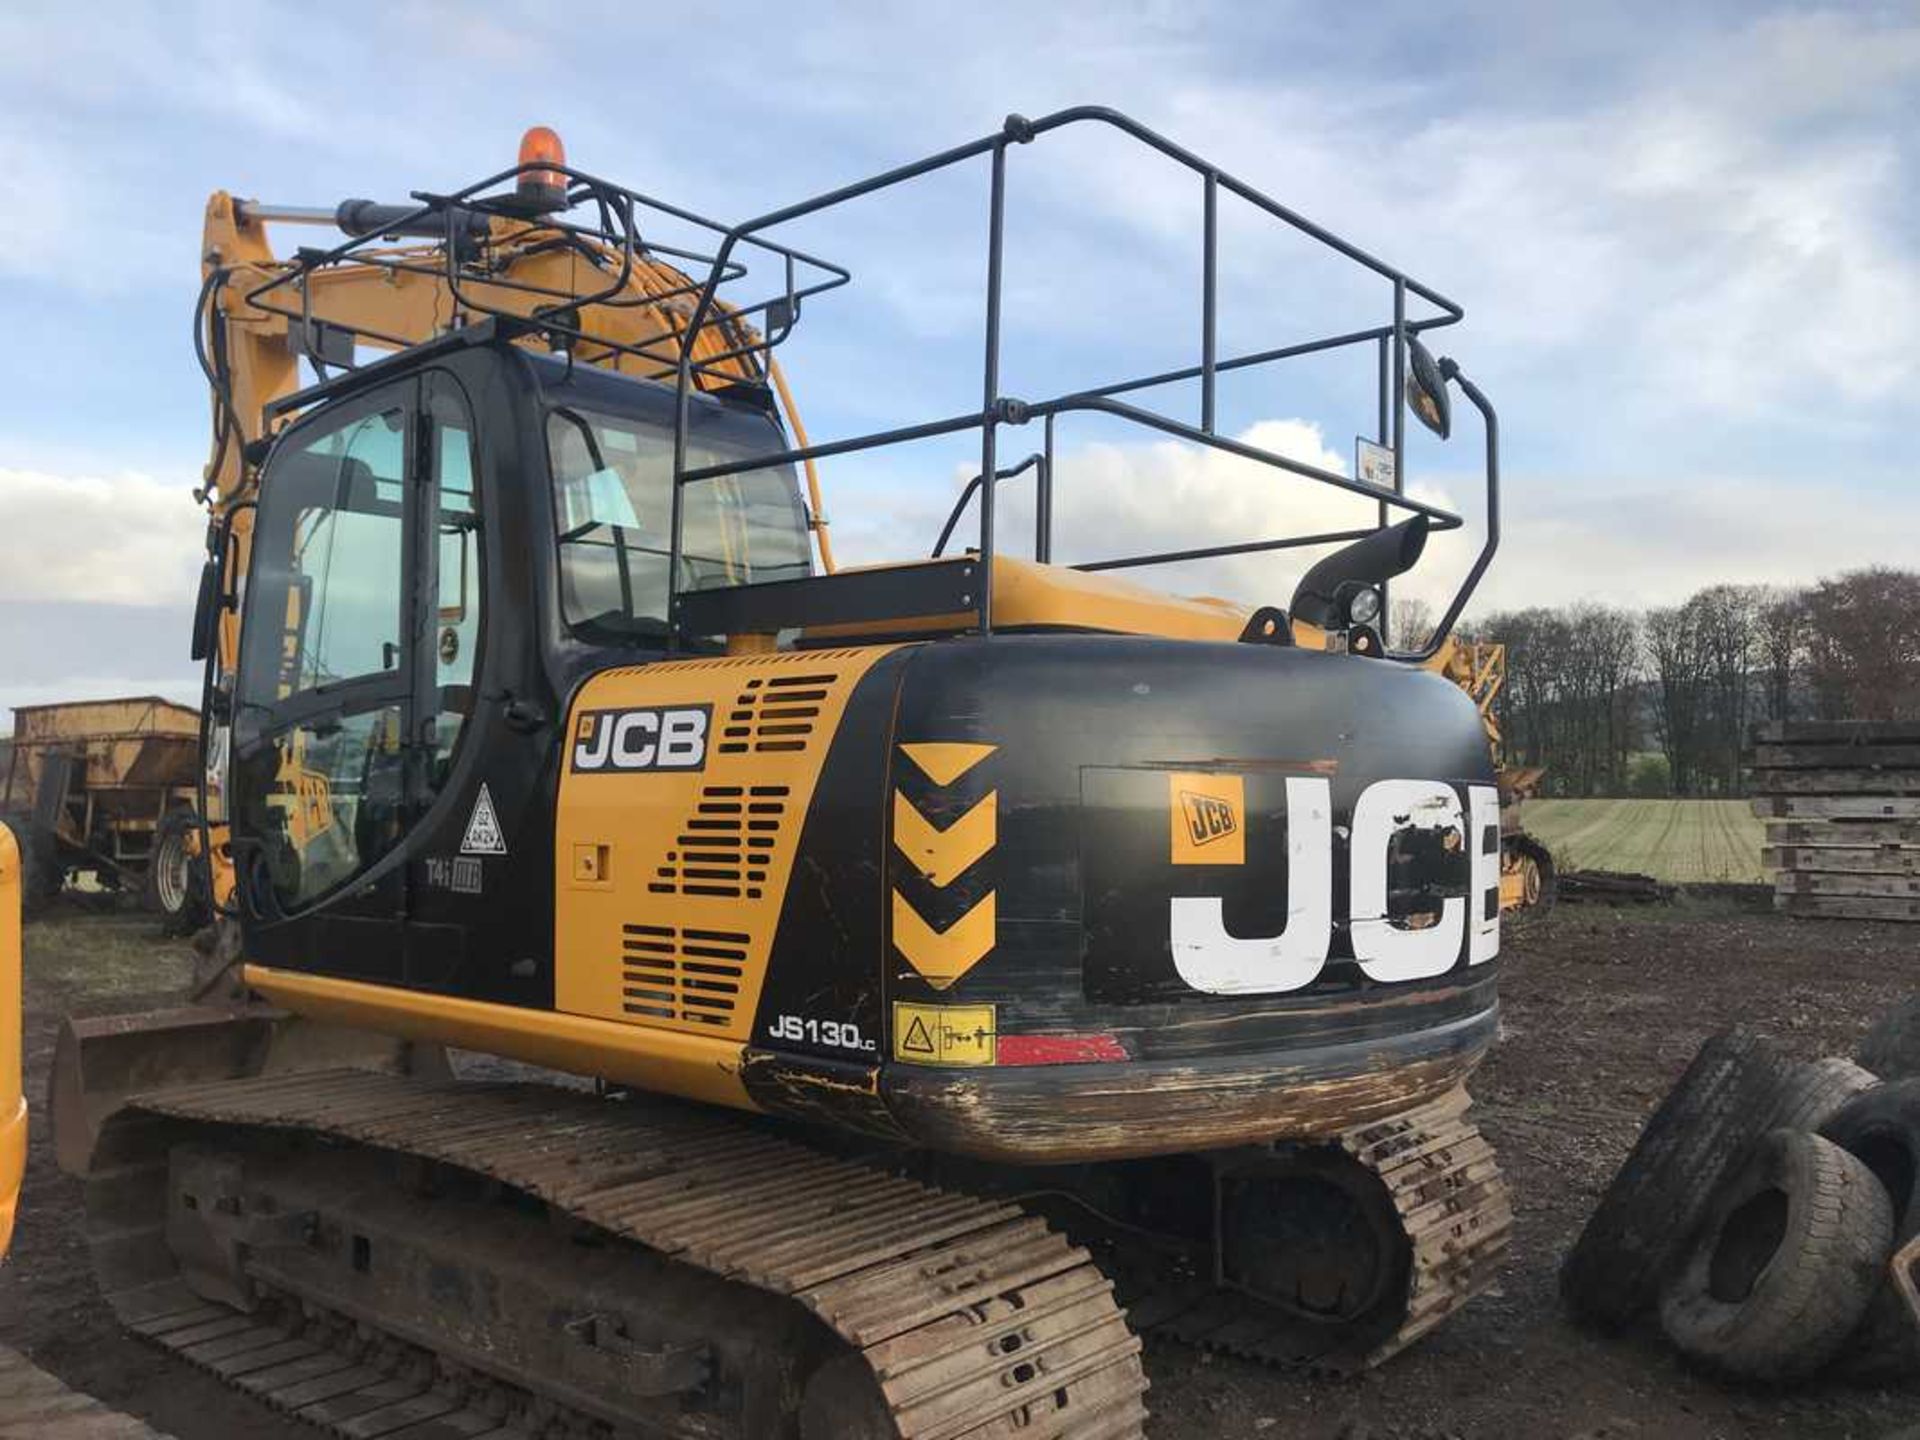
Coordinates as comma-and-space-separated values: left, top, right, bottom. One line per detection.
741, 634, 1501, 1160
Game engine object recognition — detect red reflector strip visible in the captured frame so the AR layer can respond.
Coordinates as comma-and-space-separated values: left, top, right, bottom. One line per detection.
995, 1033, 1127, 1066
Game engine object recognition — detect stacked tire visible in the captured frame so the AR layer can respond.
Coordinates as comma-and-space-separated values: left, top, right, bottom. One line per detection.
1561, 1020, 1920, 1382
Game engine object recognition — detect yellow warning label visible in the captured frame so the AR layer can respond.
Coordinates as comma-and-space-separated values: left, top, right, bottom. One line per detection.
892, 1001, 997, 1067
1170, 772, 1245, 866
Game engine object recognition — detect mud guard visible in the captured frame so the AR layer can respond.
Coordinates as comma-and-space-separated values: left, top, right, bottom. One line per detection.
50, 1003, 448, 1180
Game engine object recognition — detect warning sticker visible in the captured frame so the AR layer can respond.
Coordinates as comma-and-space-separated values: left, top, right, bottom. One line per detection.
460, 783, 508, 856
892, 1001, 996, 1067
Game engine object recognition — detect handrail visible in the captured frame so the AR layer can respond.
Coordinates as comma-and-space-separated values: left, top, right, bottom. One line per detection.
666, 106, 1488, 652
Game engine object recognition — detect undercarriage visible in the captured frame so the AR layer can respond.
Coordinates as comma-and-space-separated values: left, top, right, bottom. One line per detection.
72, 1058, 1507, 1439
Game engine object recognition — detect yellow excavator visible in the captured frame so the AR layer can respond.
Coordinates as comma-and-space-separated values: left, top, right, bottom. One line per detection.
1433, 639, 1555, 912
0, 824, 20, 1263
43, 113, 1514, 1438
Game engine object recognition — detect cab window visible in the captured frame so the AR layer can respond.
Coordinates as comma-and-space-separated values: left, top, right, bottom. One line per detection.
548, 405, 811, 642
235, 401, 411, 912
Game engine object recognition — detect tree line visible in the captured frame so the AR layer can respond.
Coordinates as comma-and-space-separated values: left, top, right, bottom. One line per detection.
1394, 568, 1920, 798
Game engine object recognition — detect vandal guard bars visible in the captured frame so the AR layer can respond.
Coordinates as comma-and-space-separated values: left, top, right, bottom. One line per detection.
232, 106, 1498, 660
665, 107, 1498, 659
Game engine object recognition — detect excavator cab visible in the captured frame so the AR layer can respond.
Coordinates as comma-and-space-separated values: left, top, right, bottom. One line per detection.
221, 342, 818, 998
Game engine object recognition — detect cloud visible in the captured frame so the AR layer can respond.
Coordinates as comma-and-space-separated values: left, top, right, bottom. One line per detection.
828, 417, 1466, 611
1, 0, 1913, 640
1473, 475, 1920, 614
0, 600, 199, 727
0, 469, 205, 605
824, 416, 1919, 622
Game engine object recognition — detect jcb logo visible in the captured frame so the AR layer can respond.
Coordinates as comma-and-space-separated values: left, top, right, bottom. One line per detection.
570, 706, 710, 773
1170, 773, 1245, 866
1170, 777, 1502, 996
1180, 791, 1238, 847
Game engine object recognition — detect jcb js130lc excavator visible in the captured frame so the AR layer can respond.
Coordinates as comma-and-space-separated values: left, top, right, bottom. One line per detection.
48, 112, 1511, 1439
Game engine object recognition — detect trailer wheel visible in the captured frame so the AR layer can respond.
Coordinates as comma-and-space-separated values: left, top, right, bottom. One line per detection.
145, 807, 209, 937
1660, 1129, 1891, 1381
1859, 996, 1920, 1081
0, 814, 61, 917
1559, 1027, 1789, 1327
1818, 1078, 1920, 1379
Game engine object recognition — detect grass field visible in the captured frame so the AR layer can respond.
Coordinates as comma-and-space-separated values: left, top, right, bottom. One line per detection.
1522, 798, 1767, 883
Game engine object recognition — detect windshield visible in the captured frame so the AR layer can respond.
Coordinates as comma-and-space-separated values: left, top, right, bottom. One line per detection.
548, 404, 812, 642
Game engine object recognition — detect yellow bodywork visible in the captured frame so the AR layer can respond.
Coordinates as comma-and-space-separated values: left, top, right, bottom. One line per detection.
803, 555, 1253, 645
555, 647, 898, 1042
245, 648, 906, 1113
242, 963, 756, 1111
0, 822, 26, 1259
1427, 637, 1553, 910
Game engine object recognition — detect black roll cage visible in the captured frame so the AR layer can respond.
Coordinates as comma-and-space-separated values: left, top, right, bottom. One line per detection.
236, 105, 1498, 663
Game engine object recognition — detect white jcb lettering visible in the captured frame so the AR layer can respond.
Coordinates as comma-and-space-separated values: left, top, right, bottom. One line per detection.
1167, 776, 1502, 995
1170, 777, 1332, 994
1468, 783, 1501, 966
572, 718, 612, 771
657, 708, 709, 769
612, 711, 659, 767
1351, 779, 1464, 983
570, 706, 712, 773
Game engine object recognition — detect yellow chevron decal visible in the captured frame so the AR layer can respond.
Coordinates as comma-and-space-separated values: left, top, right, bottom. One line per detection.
892, 789, 997, 887
891, 889, 997, 990
899, 742, 997, 787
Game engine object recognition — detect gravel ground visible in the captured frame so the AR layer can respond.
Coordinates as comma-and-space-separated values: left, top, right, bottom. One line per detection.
1, 899, 1916, 1439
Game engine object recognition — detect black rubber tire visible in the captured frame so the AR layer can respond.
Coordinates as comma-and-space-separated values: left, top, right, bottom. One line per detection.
144, 807, 209, 938
1819, 1078, 1920, 1379
1859, 996, 1920, 1082
0, 813, 61, 917
1766, 1057, 1878, 1133
1659, 1128, 1893, 1381
1560, 1027, 1791, 1328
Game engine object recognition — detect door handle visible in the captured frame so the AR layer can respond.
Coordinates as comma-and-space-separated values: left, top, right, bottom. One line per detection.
503, 697, 547, 734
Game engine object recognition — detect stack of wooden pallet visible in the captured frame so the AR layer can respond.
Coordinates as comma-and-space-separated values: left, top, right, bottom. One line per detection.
1750, 720, 1920, 922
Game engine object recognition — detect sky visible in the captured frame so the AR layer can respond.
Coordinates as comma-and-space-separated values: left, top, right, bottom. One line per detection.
1, 0, 1917, 721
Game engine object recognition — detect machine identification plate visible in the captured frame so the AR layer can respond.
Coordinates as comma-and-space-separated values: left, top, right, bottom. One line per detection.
1356, 436, 1396, 489
892, 1001, 997, 1066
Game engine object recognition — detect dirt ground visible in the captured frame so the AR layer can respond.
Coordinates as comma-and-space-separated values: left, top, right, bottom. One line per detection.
2, 900, 1917, 1439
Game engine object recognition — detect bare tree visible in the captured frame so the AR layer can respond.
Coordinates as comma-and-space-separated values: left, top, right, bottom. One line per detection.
1645, 603, 1710, 796
1693, 584, 1766, 793
1803, 568, 1920, 720
1389, 596, 1435, 651
1465, 568, 1917, 795
1756, 587, 1809, 722
1475, 605, 1638, 796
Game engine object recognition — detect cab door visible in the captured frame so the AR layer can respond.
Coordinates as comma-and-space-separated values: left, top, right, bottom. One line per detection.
230, 380, 423, 980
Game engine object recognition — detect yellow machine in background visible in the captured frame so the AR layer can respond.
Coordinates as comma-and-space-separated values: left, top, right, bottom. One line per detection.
1, 697, 206, 930
1432, 637, 1555, 911
0, 822, 23, 1260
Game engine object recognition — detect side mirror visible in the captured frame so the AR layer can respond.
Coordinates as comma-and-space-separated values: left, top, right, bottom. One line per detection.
1406, 335, 1452, 440
189, 554, 221, 663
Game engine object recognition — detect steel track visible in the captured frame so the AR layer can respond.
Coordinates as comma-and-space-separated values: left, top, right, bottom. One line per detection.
83, 1074, 1507, 1437
90, 1070, 1148, 1440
